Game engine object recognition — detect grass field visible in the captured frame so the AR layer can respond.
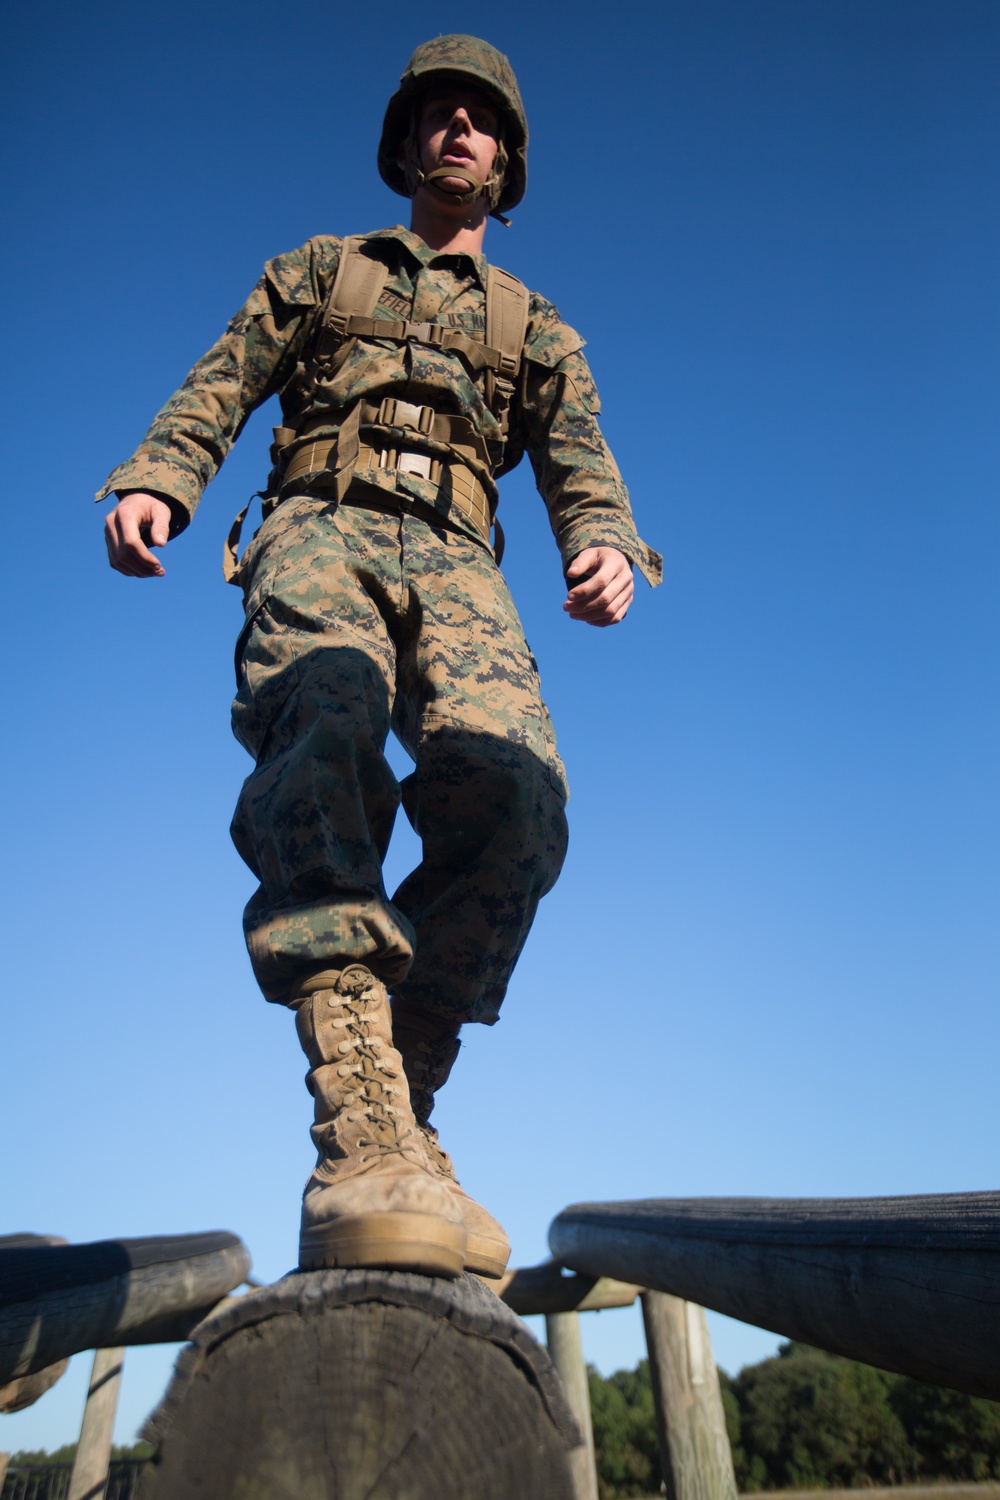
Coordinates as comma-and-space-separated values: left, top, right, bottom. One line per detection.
743, 1488, 1000, 1500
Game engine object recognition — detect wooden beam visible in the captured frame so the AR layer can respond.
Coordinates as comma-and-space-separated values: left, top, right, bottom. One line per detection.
549, 1192, 1000, 1399
0, 1232, 251, 1383
0, 1357, 69, 1413
141, 1268, 582, 1500
641, 1293, 737, 1500
67, 1347, 125, 1500
499, 1260, 640, 1316
545, 1311, 599, 1500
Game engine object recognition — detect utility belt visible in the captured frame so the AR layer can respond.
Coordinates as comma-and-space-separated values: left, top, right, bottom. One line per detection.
223, 397, 501, 584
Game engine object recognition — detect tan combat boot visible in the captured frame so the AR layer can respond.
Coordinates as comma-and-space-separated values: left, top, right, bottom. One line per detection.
293, 965, 466, 1276
391, 1002, 511, 1279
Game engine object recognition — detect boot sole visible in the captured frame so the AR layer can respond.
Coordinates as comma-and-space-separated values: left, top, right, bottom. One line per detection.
465, 1234, 511, 1280
299, 1212, 466, 1277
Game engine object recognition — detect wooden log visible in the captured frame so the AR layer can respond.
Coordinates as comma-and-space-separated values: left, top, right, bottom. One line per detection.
0, 1234, 71, 1410
0, 1358, 70, 1413
141, 1269, 581, 1500
0, 1232, 251, 1383
499, 1260, 640, 1316
641, 1292, 738, 1500
545, 1311, 599, 1500
549, 1192, 1000, 1399
67, 1346, 125, 1500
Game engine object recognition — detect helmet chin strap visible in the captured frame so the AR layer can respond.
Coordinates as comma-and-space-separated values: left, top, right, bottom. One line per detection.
420, 165, 484, 205
404, 133, 512, 224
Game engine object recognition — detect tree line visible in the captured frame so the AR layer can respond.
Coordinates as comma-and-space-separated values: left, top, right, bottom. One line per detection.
7, 1350, 1000, 1499
589, 1340, 1000, 1498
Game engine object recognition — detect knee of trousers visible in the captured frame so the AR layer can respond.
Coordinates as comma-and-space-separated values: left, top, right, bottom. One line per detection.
402, 727, 569, 895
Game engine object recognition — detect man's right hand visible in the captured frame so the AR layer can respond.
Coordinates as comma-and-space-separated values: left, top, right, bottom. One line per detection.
104, 491, 173, 577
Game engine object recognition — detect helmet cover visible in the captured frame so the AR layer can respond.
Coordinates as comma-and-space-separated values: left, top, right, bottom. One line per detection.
378, 34, 528, 215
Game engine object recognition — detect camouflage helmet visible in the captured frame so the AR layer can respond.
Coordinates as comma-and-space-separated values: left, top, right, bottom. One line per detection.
378, 35, 528, 216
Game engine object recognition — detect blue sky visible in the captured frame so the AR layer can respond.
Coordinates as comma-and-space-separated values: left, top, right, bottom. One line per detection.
2, 0, 997, 1453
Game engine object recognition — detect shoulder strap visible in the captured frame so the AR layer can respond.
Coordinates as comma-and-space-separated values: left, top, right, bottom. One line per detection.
315, 236, 388, 358
485, 265, 529, 380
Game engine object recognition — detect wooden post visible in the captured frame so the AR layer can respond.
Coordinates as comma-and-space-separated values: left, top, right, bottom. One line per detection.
0, 1452, 10, 1489
641, 1293, 736, 1500
67, 1346, 125, 1500
544, 1311, 599, 1500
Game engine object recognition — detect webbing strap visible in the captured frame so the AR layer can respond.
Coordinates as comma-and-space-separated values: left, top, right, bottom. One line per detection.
293, 399, 491, 469
316, 239, 530, 386
280, 437, 496, 550
329, 237, 388, 329
485, 266, 530, 381
340, 315, 505, 373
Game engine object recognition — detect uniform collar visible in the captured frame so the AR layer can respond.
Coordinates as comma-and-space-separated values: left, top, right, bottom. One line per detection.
366, 225, 488, 289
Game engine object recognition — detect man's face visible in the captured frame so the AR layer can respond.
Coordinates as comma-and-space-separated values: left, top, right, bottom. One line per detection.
415, 86, 500, 199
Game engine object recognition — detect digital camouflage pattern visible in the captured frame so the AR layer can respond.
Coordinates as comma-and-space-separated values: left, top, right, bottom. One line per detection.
378, 34, 529, 213
230, 492, 569, 1022
100, 220, 659, 1020
97, 226, 662, 586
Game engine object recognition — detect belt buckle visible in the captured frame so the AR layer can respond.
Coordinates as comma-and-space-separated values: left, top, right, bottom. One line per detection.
397, 450, 432, 481
378, 396, 434, 436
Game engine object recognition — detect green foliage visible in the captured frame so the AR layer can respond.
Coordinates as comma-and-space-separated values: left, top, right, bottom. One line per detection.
588, 1359, 662, 1498
7, 1445, 76, 1466
587, 1340, 1000, 1497
7, 1442, 150, 1468
732, 1343, 916, 1490
890, 1376, 1000, 1482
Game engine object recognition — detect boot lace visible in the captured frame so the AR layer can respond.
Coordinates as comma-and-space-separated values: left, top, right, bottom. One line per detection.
335, 981, 422, 1167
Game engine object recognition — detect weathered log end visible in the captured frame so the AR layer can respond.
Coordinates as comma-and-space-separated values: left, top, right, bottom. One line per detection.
141, 1268, 580, 1500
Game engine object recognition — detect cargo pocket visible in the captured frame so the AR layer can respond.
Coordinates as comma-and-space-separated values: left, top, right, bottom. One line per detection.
231, 596, 303, 763
526, 648, 569, 806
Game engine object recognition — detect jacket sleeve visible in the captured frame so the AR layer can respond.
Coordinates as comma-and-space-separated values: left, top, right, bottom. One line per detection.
519, 297, 662, 587
95, 239, 333, 528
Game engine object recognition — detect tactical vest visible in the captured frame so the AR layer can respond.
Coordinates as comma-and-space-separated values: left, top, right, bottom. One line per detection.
224, 237, 531, 581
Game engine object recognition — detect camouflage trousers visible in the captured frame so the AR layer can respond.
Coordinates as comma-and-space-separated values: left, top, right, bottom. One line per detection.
230, 488, 569, 1024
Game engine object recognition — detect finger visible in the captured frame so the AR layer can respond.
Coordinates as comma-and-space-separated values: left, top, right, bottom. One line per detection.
119, 510, 166, 576
104, 512, 122, 566
105, 513, 143, 575
566, 588, 632, 625
573, 595, 631, 627
149, 512, 170, 548
565, 561, 617, 605
565, 548, 600, 580
569, 551, 631, 594
564, 569, 632, 617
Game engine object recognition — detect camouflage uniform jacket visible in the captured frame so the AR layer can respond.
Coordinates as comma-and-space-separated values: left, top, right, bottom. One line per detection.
98, 225, 662, 586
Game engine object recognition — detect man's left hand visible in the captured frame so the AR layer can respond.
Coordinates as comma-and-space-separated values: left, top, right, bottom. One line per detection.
563, 547, 634, 627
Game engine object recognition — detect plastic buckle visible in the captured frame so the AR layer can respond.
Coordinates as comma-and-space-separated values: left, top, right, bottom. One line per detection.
397, 451, 432, 481
378, 397, 434, 435
407, 322, 445, 349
